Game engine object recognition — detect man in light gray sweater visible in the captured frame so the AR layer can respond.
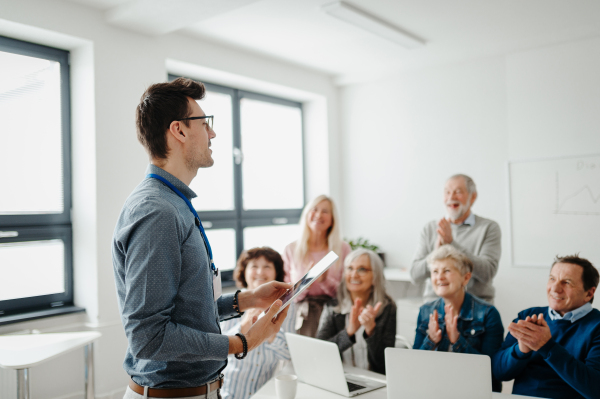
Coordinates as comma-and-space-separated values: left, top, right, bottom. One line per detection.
410, 174, 501, 304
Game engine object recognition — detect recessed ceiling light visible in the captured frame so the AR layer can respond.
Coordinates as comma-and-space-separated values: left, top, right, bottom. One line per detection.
322, 1, 426, 49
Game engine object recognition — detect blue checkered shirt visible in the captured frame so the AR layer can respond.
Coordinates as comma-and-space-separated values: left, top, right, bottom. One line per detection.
112, 164, 238, 388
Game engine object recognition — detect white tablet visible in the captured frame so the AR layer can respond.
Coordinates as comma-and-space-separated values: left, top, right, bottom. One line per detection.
274, 251, 339, 317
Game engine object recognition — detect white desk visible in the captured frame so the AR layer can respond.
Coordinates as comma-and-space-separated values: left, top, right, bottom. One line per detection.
251, 365, 538, 399
251, 366, 386, 399
0, 331, 101, 399
383, 268, 412, 282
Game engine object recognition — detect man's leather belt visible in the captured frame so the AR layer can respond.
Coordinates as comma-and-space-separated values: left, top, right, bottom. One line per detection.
129, 377, 224, 398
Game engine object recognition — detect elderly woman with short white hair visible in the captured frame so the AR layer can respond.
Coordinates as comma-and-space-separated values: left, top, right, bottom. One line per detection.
413, 245, 504, 392
316, 249, 397, 374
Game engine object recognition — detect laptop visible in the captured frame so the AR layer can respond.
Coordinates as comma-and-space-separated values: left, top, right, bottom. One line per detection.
384, 348, 492, 399
285, 333, 386, 397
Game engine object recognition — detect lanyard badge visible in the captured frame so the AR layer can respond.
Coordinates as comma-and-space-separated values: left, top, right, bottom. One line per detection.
147, 174, 221, 300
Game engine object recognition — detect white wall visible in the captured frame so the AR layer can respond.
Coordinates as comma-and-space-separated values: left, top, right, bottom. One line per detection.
339, 36, 600, 329
0, 1, 339, 397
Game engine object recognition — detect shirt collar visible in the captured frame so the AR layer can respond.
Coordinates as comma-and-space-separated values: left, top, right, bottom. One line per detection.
146, 164, 197, 200
548, 302, 593, 323
462, 212, 476, 226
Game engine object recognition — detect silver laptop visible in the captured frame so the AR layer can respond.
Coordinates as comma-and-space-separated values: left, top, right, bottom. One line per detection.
286, 333, 386, 397
385, 348, 492, 399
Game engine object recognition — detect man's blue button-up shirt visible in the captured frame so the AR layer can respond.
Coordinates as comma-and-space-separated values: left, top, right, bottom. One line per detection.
112, 164, 238, 388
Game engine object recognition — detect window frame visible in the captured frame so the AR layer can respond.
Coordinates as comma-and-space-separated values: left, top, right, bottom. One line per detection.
169, 75, 305, 285
0, 36, 79, 325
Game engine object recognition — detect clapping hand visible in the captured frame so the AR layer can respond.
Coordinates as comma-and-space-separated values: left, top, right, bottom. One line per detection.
428, 309, 442, 344
437, 218, 453, 245
347, 298, 364, 337
508, 313, 552, 353
358, 302, 383, 336
444, 303, 460, 344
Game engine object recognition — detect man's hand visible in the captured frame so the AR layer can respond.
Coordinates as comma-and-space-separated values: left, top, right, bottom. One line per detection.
238, 281, 292, 312
508, 314, 552, 353
230, 299, 290, 354
437, 218, 453, 245
428, 309, 442, 344
239, 308, 263, 334
508, 320, 533, 354
359, 302, 382, 337
347, 298, 364, 337
444, 303, 460, 344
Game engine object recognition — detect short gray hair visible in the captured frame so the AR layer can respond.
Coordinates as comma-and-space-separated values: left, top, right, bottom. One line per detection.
337, 249, 391, 315
448, 174, 477, 195
427, 245, 473, 276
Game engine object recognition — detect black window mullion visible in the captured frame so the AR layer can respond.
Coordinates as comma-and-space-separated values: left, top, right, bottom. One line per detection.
232, 89, 244, 261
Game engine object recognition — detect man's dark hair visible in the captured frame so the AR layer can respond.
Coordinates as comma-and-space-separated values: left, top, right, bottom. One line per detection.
552, 254, 599, 303
136, 77, 205, 159
234, 247, 285, 289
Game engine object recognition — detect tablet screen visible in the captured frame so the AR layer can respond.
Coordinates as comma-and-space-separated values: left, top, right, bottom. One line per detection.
275, 251, 339, 316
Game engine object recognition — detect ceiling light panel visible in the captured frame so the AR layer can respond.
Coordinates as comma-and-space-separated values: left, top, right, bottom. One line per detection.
322, 1, 425, 49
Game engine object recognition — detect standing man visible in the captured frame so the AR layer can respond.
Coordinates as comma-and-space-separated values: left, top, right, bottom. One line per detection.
492, 255, 600, 399
112, 78, 291, 398
410, 174, 501, 303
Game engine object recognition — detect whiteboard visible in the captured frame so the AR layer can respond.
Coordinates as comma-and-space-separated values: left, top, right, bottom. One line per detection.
509, 154, 600, 267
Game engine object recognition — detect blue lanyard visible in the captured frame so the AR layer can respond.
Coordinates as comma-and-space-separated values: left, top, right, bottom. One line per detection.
146, 174, 217, 274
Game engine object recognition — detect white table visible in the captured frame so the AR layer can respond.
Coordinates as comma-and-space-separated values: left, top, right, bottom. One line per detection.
0, 331, 102, 399
383, 268, 412, 282
251, 365, 538, 399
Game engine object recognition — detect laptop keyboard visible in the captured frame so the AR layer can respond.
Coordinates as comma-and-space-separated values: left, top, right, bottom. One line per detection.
347, 381, 366, 392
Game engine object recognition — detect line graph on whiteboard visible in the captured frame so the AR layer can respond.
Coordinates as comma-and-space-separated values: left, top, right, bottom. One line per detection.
554, 159, 600, 216
509, 154, 600, 267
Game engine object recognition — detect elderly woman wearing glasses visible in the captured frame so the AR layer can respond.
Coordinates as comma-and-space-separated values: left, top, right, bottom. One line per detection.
316, 249, 397, 374
413, 245, 504, 392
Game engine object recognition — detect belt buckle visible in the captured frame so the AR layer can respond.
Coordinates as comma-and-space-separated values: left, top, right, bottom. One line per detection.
207, 374, 224, 393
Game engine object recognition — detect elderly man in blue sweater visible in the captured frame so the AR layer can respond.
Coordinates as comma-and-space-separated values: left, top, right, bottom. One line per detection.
492, 255, 600, 399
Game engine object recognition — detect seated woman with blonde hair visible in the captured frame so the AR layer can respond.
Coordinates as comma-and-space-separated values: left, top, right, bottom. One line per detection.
414, 244, 504, 392
282, 195, 351, 337
316, 248, 397, 374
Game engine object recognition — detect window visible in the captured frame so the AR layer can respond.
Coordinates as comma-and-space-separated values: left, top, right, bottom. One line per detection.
169, 76, 305, 285
0, 36, 78, 324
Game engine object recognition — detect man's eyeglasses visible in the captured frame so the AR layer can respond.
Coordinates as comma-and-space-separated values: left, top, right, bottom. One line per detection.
177, 115, 213, 129
345, 266, 372, 276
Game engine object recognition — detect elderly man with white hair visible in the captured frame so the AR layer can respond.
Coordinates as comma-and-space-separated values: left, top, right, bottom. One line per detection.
410, 174, 501, 304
